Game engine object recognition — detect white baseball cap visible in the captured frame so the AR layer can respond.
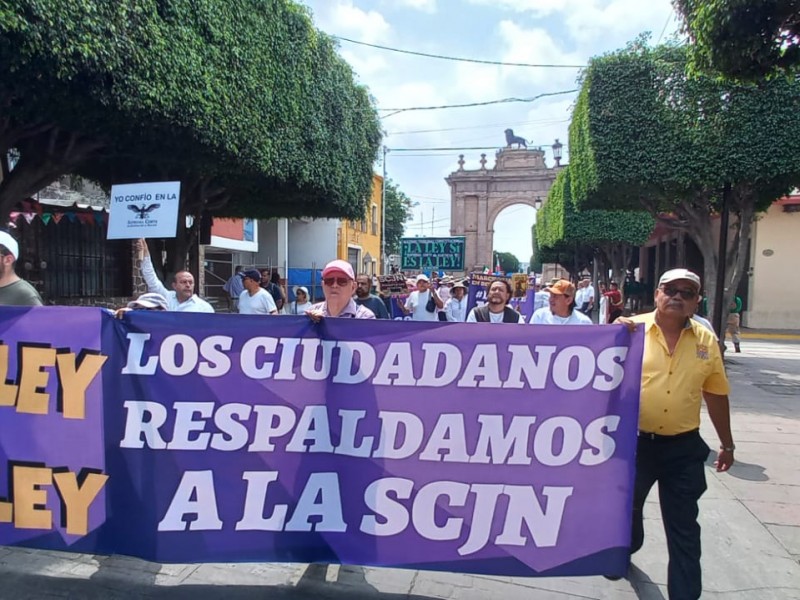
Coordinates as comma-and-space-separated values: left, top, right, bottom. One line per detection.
659, 268, 701, 290
0, 231, 18, 260
416, 274, 430, 283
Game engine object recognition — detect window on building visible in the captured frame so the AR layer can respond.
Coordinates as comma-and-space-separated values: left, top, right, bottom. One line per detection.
371, 205, 378, 236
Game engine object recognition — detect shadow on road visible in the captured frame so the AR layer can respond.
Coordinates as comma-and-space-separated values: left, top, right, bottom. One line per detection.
726, 459, 769, 482
628, 563, 667, 600
0, 559, 438, 600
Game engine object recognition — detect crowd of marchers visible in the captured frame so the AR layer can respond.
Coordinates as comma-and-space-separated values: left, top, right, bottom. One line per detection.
0, 229, 739, 599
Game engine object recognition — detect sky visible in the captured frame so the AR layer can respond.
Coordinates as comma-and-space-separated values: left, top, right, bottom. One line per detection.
298, 0, 683, 264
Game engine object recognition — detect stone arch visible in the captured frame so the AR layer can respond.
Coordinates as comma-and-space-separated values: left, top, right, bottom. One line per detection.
446, 148, 559, 272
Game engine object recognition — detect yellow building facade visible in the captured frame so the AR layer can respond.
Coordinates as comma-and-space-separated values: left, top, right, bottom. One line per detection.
337, 173, 383, 276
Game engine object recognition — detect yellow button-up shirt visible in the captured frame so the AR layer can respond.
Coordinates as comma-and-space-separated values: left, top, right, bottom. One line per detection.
630, 311, 730, 435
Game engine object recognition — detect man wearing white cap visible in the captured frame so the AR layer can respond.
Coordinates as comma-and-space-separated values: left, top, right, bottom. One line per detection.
612, 268, 734, 598
0, 231, 43, 306
398, 274, 442, 321
306, 260, 375, 320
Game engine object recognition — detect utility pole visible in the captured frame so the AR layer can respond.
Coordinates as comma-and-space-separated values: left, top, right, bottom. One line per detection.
431, 206, 435, 236
380, 145, 388, 275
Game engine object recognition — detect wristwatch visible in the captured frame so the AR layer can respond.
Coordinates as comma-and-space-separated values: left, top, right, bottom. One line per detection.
720, 444, 736, 452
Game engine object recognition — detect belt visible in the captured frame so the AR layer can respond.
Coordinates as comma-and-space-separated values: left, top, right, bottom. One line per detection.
638, 428, 699, 441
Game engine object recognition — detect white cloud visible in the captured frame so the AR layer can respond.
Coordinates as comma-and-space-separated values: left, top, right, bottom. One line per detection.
396, 0, 437, 13
324, 1, 391, 44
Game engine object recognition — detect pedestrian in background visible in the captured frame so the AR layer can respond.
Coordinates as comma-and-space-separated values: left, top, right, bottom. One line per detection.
725, 294, 743, 353
354, 273, 390, 319
444, 280, 468, 322
238, 269, 278, 315
399, 274, 442, 321
222, 265, 244, 311
288, 286, 313, 315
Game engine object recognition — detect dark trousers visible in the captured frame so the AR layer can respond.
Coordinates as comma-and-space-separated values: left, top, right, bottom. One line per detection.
632, 432, 710, 600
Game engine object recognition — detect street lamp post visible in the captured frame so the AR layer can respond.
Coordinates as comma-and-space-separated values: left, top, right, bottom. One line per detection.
552, 139, 563, 167
380, 145, 388, 274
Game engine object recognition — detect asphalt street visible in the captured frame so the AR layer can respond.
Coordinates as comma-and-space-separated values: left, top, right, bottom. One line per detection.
0, 337, 798, 599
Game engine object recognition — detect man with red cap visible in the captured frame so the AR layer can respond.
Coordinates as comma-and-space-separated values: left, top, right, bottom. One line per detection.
306, 260, 375, 321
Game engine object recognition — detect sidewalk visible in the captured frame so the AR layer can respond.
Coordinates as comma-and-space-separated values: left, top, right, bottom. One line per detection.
1, 340, 799, 599
740, 328, 800, 341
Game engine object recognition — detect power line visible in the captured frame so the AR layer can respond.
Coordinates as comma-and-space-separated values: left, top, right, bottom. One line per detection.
333, 36, 586, 69
387, 117, 570, 136
379, 89, 578, 117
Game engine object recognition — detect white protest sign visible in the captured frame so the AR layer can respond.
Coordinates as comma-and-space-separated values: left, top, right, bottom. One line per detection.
107, 181, 181, 239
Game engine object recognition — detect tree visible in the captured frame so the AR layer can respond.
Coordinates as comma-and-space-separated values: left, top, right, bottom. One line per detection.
383, 179, 413, 257
536, 168, 654, 287
495, 251, 519, 274
0, 0, 382, 277
674, 0, 800, 79
569, 41, 800, 326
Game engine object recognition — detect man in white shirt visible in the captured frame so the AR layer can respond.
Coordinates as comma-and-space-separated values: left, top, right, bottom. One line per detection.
533, 283, 550, 312
530, 279, 592, 325
466, 279, 525, 323
444, 281, 468, 322
576, 277, 595, 318
399, 274, 442, 321
137, 239, 214, 313
238, 269, 278, 314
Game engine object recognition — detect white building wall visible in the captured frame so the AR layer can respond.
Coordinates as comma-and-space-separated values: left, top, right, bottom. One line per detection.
747, 202, 800, 329
288, 219, 338, 269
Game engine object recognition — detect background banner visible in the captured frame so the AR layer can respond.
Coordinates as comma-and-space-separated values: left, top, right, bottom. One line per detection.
0, 307, 643, 577
466, 273, 535, 322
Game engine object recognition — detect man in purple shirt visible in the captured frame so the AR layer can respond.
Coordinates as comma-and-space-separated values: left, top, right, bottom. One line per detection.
306, 260, 375, 321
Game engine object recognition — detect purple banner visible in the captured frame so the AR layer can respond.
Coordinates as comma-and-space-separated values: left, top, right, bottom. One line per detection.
0, 307, 643, 577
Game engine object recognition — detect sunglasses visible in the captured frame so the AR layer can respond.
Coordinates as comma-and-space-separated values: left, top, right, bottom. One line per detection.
323, 277, 351, 287
660, 286, 697, 300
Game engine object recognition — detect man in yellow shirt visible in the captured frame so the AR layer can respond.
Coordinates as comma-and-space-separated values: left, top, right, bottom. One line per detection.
615, 268, 734, 600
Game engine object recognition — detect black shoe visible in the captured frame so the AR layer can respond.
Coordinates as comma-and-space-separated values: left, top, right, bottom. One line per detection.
603, 575, 623, 581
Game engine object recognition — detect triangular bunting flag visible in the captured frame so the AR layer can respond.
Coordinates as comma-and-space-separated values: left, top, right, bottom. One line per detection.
77, 213, 93, 225
52, 213, 64, 224
41, 213, 52, 225
65, 212, 77, 223
94, 212, 104, 226
23, 212, 35, 224
9, 212, 20, 221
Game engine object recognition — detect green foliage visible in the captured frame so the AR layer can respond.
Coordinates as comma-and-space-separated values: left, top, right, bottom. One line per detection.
536, 168, 654, 249
569, 43, 800, 213
675, 0, 800, 80
0, 0, 382, 221
383, 178, 413, 256
495, 251, 519, 274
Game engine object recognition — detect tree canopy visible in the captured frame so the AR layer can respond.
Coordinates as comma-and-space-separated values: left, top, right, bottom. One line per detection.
495, 251, 519, 274
674, 0, 800, 79
383, 179, 413, 257
535, 167, 654, 283
568, 39, 800, 323
0, 0, 382, 224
